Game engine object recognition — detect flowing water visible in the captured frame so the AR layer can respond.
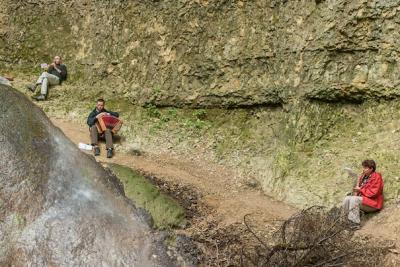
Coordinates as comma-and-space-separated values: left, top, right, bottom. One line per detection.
0, 84, 174, 266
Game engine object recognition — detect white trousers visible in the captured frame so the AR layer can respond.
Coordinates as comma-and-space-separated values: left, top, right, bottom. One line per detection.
36, 72, 60, 95
342, 196, 378, 224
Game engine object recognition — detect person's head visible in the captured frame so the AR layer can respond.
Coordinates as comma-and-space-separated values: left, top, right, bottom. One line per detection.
96, 98, 105, 111
362, 159, 376, 175
53, 55, 62, 65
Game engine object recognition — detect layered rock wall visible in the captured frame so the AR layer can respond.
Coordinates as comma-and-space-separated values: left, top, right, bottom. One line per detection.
2, 0, 400, 207
2, 0, 400, 106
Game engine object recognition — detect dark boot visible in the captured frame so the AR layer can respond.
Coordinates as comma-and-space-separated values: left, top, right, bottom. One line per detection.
348, 221, 361, 231
93, 146, 100, 156
107, 148, 113, 158
26, 84, 37, 92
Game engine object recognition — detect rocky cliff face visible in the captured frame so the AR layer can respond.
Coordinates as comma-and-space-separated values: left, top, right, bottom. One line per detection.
1, 0, 400, 207
3, 0, 400, 106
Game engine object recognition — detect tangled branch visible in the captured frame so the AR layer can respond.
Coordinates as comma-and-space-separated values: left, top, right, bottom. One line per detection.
241, 206, 392, 267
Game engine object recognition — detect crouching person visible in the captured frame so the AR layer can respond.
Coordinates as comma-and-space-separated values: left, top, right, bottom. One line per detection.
86, 98, 119, 158
343, 159, 384, 229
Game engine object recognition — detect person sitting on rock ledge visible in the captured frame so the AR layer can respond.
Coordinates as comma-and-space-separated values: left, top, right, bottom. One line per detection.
87, 98, 119, 158
342, 159, 384, 229
27, 55, 67, 101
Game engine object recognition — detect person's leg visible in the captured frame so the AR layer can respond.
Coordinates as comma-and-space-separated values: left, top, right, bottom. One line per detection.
90, 126, 100, 156
347, 196, 363, 224
40, 77, 49, 96
360, 204, 379, 213
104, 129, 114, 158
46, 73, 60, 86
342, 196, 351, 215
90, 126, 99, 145
27, 72, 47, 92
40, 73, 59, 96
104, 129, 113, 150
36, 72, 47, 85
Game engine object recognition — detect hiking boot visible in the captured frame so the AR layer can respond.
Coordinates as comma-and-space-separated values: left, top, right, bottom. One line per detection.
107, 148, 113, 158
33, 94, 46, 101
26, 84, 37, 92
93, 146, 100, 156
348, 222, 361, 231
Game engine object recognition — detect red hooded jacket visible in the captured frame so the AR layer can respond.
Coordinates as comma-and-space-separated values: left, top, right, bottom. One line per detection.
357, 172, 384, 210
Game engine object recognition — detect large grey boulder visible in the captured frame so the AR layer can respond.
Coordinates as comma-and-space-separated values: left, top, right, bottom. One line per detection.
0, 84, 174, 266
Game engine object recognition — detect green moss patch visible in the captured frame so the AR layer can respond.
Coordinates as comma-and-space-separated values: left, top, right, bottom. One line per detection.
107, 163, 186, 229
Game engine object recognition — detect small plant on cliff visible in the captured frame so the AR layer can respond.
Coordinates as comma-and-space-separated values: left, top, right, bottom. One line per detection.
192, 109, 207, 120
274, 147, 296, 178
182, 109, 210, 130
148, 107, 180, 132
160, 108, 178, 123
183, 118, 211, 130
151, 85, 162, 99
145, 103, 161, 118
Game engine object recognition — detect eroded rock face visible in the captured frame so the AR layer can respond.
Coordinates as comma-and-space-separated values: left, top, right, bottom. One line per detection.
0, 85, 173, 266
2, 1, 400, 107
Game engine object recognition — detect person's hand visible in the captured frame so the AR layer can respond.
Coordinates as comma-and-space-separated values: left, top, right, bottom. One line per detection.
96, 112, 105, 119
49, 63, 55, 67
353, 186, 361, 193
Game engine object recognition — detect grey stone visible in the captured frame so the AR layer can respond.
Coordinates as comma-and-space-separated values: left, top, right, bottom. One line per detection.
0, 85, 174, 266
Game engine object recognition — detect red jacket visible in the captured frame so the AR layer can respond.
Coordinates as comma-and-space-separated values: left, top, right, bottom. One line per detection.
357, 172, 384, 210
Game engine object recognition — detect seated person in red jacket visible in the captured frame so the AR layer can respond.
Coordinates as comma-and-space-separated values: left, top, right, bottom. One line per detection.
342, 159, 384, 227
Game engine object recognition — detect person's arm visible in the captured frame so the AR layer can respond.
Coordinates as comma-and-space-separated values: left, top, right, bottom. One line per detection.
109, 111, 119, 118
53, 65, 62, 74
47, 65, 54, 73
60, 65, 67, 80
359, 174, 382, 198
104, 109, 119, 118
87, 111, 98, 126
49, 64, 65, 77
351, 175, 362, 196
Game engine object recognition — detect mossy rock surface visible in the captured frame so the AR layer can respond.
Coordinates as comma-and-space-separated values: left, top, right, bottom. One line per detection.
107, 163, 186, 229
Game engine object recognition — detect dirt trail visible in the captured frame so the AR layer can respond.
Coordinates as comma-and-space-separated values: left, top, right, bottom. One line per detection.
51, 117, 296, 226
51, 117, 400, 266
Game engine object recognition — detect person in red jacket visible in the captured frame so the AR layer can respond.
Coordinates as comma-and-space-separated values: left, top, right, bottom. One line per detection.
342, 159, 384, 227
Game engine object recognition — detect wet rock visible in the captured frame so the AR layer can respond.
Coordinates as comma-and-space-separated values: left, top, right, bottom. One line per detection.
135, 207, 155, 227
0, 85, 175, 266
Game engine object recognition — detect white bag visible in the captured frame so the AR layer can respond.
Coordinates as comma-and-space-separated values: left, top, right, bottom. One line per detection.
78, 143, 93, 151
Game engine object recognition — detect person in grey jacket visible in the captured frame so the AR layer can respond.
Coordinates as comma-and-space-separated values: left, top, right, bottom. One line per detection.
27, 55, 67, 100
